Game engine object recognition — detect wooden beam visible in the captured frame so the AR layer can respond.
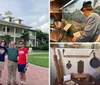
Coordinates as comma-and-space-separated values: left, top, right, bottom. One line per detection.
50, 11, 60, 13
50, 0, 55, 2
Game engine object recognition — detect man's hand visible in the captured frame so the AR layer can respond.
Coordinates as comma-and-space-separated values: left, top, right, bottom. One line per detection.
73, 31, 81, 38
72, 36, 77, 42
72, 31, 82, 42
26, 63, 28, 68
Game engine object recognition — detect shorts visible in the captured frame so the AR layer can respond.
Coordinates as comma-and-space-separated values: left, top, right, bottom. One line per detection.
18, 64, 26, 73
0, 62, 4, 70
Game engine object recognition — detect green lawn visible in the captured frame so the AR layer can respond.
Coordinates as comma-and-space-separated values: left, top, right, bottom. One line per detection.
32, 50, 48, 53
28, 54, 49, 68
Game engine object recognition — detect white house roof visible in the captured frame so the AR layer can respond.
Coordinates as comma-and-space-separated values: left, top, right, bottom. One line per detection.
29, 29, 37, 32
13, 18, 23, 21
0, 19, 32, 29
3, 16, 14, 19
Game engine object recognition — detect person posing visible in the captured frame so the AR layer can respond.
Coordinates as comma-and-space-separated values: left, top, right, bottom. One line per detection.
7, 41, 18, 85
0, 40, 7, 85
18, 41, 28, 85
73, 1, 100, 42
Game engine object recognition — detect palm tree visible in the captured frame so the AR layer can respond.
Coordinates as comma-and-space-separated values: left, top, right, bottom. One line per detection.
93, 0, 98, 8
5, 11, 12, 16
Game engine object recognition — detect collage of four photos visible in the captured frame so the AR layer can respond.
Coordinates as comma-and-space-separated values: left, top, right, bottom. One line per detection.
0, 0, 100, 85
50, 0, 100, 85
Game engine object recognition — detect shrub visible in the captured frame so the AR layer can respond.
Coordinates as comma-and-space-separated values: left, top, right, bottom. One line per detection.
32, 47, 40, 50
40, 44, 49, 50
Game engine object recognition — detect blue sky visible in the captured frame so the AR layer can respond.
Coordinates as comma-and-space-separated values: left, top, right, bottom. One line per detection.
0, 0, 49, 33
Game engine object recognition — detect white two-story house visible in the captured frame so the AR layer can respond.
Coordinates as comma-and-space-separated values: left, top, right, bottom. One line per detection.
0, 16, 37, 47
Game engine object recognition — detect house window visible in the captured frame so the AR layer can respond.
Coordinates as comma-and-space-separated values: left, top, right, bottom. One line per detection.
7, 28, 10, 32
16, 29, 18, 33
34, 32, 36, 36
3, 28, 5, 32
24, 30, 27, 32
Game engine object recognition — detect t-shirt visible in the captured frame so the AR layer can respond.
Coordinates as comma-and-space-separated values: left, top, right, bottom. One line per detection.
18, 48, 28, 64
0, 46, 7, 62
7, 48, 18, 61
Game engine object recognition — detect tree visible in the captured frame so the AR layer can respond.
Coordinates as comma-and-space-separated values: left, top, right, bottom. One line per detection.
93, 0, 98, 8
1, 35, 11, 46
36, 29, 49, 45
95, 6, 100, 15
20, 30, 30, 46
5, 11, 12, 16
64, 9, 86, 23
36, 29, 49, 50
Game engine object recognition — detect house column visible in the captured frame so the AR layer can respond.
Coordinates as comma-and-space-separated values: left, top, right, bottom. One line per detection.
14, 28, 16, 42
35, 32, 37, 47
37, 41, 38, 47
22, 29, 24, 33
5, 26, 7, 35
29, 40, 32, 47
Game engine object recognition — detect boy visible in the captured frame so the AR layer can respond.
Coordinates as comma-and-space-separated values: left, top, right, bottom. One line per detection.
18, 41, 28, 85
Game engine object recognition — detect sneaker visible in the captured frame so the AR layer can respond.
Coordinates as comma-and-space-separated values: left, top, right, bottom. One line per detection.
0, 83, 2, 85
7, 84, 10, 85
21, 81, 23, 85
22, 81, 26, 85
13, 82, 18, 85
7, 82, 11, 85
21, 81, 23, 84
0, 79, 1, 85
14, 84, 18, 85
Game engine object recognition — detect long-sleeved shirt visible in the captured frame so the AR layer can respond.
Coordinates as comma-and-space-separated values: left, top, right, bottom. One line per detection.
76, 13, 100, 42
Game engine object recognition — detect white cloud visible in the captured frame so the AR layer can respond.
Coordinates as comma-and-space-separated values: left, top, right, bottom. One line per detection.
39, 14, 48, 23
0, 0, 49, 33
29, 22, 38, 27
37, 22, 49, 33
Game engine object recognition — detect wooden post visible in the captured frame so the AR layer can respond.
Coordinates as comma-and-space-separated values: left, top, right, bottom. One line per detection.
14, 28, 16, 42
53, 47, 61, 84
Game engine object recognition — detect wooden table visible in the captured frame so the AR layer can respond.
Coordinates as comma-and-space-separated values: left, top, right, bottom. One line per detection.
54, 74, 100, 85
72, 73, 88, 79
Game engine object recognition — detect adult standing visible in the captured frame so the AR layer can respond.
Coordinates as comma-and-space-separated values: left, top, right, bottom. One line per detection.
18, 41, 28, 85
0, 40, 7, 85
7, 41, 18, 85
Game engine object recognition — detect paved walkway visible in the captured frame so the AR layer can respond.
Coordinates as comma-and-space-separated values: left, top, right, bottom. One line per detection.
2, 59, 49, 85
28, 52, 48, 55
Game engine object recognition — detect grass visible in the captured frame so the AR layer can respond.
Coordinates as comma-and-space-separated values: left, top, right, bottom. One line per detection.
32, 50, 48, 53
28, 54, 49, 68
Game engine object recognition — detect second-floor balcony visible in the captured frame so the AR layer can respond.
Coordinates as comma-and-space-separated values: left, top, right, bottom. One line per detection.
16, 33, 22, 37
0, 31, 36, 39
0, 31, 22, 37
0, 31, 6, 36
30, 36, 36, 39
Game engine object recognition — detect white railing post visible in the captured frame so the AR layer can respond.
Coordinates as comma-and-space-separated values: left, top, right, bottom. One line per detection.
5, 26, 7, 35
35, 32, 37, 47
14, 28, 16, 42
